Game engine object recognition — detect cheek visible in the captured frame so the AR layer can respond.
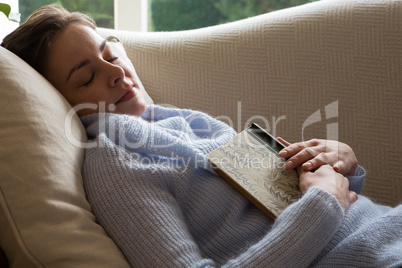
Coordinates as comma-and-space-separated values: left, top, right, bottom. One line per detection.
62, 85, 102, 109
119, 61, 137, 78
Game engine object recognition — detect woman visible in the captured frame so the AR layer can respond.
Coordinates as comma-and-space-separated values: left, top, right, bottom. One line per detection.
2, 5, 401, 267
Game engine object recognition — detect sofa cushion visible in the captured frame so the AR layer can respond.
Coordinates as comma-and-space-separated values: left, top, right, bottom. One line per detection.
0, 44, 133, 266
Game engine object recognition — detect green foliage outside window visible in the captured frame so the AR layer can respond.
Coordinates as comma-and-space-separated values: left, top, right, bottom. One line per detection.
150, 0, 319, 31
19, 0, 114, 28
18, 0, 319, 31
150, 0, 222, 32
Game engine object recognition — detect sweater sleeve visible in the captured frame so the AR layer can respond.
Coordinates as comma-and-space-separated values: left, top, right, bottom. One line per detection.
222, 187, 345, 268
346, 165, 366, 194
83, 136, 346, 268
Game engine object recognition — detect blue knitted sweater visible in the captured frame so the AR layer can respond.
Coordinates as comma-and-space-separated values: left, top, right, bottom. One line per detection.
81, 105, 402, 267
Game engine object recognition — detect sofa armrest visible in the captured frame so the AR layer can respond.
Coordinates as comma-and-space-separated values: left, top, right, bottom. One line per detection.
98, 0, 402, 206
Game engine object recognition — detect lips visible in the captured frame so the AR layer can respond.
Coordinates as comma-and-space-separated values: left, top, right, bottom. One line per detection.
115, 87, 136, 104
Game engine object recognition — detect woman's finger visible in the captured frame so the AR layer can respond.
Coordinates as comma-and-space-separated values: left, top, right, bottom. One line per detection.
333, 161, 345, 174
277, 137, 291, 147
302, 152, 338, 171
284, 146, 320, 170
279, 139, 319, 159
349, 191, 358, 203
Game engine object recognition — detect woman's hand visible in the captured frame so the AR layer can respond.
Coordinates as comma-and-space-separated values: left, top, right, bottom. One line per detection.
277, 138, 358, 176
298, 165, 358, 212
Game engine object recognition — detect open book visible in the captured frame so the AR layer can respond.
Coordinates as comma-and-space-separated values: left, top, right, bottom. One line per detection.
207, 123, 301, 220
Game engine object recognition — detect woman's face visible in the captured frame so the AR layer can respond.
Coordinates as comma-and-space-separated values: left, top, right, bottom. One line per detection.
44, 23, 146, 117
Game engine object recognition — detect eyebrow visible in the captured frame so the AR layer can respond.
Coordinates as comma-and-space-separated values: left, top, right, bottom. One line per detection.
66, 39, 108, 82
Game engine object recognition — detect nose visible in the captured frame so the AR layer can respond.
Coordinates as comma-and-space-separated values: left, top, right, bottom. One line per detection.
107, 63, 125, 88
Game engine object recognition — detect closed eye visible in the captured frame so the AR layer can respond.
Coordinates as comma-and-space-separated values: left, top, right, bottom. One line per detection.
83, 73, 94, 87
108, 56, 119, 63
81, 56, 119, 87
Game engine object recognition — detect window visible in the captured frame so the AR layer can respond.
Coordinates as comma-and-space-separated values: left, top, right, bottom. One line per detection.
148, 0, 320, 32
19, 0, 114, 28
14, 0, 319, 33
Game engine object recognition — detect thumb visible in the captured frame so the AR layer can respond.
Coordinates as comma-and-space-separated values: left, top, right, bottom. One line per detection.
349, 191, 358, 204
341, 191, 358, 212
333, 161, 345, 174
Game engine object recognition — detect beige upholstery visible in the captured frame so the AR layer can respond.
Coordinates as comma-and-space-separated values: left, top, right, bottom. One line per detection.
0, 0, 400, 267
0, 46, 131, 267
99, 0, 402, 207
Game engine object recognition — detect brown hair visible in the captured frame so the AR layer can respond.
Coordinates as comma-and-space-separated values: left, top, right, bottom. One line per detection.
1, 4, 96, 74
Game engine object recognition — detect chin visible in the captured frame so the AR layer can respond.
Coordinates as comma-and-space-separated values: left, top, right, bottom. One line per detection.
114, 92, 147, 116
126, 102, 147, 117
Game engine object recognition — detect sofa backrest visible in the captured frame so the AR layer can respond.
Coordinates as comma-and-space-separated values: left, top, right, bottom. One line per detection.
99, 0, 402, 206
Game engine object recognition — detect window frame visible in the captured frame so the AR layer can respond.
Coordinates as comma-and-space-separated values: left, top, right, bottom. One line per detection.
114, 0, 148, 32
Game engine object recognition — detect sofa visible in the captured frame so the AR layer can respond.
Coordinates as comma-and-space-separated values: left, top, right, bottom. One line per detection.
0, 0, 401, 266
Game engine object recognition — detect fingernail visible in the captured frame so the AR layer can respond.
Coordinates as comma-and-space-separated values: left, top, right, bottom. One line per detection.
284, 160, 293, 169
333, 162, 341, 172
303, 162, 312, 170
333, 161, 339, 167
279, 149, 287, 157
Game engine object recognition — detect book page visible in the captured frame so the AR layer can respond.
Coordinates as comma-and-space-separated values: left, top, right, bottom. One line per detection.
208, 129, 300, 219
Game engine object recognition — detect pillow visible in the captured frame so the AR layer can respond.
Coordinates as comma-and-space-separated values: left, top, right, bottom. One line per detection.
0, 46, 132, 266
